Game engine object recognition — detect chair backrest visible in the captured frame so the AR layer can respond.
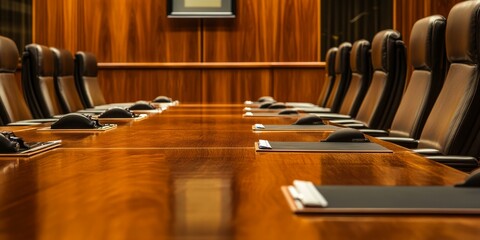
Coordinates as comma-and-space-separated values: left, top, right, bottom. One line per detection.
324, 42, 352, 112
74, 51, 106, 108
337, 40, 371, 117
0, 36, 33, 124
51, 48, 85, 113
389, 15, 447, 138
316, 47, 337, 107
354, 30, 406, 129
418, 1, 480, 156
22, 44, 63, 118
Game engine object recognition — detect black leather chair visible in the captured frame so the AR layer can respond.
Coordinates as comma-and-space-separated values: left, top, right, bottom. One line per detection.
22, 44, 64, 118
51, 48, 85, 113
324, 42, 351, 113
362, 15, 446, 140
336, 40, 371, 118
381, 1, 480, 171
74, 51, 107, 108
330, 30, 406, 130
0, 36, 33, 124
316, 47, 337, 107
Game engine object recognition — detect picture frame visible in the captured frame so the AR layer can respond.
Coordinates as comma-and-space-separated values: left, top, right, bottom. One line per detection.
167, 0, 236, 18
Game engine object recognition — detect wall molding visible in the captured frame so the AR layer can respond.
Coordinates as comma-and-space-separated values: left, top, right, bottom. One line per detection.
98, 62, 326, 69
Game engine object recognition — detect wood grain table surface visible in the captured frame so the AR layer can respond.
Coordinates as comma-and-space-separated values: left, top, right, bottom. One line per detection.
0, 104, 477, 240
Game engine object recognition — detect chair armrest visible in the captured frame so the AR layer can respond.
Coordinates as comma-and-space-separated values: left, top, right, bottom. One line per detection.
359, 129, 389, 137
377, 137, 419, 148
312, 113, 352, 120
342, 123, 367, 129
426, 155, 479, 172
412, 148, 441, 155
329, 119, 362, 124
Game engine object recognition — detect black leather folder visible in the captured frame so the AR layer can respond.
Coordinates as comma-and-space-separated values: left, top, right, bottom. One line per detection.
256, 141, 392, 153
252, 124, 340, 132
282, 185, 480, 214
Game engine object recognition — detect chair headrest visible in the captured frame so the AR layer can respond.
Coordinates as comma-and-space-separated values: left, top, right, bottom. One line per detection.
25, 44, 54, 76
51, 48, 74, 77
75, 51, 98, 77
350, 39, 371, 73
410, 15, 446, 71
326, 47, 338, 77
334, 42, 352, 74
371, 30, 402, 72
0, 36, 19, 73
446, 1, 480, 64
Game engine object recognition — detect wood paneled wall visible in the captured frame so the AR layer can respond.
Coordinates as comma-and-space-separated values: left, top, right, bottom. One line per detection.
33, 0, 322, 103
33, 0, 462, 103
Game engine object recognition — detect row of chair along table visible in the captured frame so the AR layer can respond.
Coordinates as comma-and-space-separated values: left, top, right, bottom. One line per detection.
246, 1, 480, 173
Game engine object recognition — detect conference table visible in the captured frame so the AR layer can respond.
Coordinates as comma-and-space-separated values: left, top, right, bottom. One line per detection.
0, 104, 478, 239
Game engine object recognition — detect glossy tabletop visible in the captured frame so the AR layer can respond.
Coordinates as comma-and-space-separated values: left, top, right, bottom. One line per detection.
0, 105, 478, 240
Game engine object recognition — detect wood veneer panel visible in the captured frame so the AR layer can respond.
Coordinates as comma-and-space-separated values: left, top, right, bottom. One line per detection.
33, 0, 78, 51
97, 69, 202, 103
75, 0, 200, 62
273, 68, 325, 103
430, 0, 464, 17
201, 69, 271, 103
203, 0, 320, 62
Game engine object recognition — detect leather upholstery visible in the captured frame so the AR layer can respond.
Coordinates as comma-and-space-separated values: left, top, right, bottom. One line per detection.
51, 48, 85, 113
316, 48, 337, 107
0, 36, 33, 124
338, 40, 371, 117
389, 15, 447, 138
0, 36, 19, 73
324, 42, 351, 112
354, 30, 406, 129
417, 1, 480, 157
22, 44, 63, 118
74, 52, 106, 108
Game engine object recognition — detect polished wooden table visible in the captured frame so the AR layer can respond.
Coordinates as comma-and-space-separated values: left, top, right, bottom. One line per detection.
0, 104, 478, 239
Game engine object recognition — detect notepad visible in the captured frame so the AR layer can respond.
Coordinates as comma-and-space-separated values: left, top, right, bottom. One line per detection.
95, 114, 148, 122
0, 140, 61, 157
255, 140, 392, 153
252, 124, 340, 132
282, 182, 480, 214
38, 124, 117, 133
243, 112, 299, 117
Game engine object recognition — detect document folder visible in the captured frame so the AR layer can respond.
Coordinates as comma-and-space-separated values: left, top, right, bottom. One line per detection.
255, 140, 392, 153
252, 124, 340, 132
282, 183, 480, 214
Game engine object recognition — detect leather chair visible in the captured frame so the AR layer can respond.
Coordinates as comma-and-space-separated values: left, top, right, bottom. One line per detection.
51, 48, 85, 113
74, 51, 107, 108
381, 1, 480, 171
324, 42, 352, 113
363, 15, 447, 140
22, 44, 64, 118
336, 39, 371, 118
330, 30, 406, 130
0, 36, 33, 124
316, 47, 337, 107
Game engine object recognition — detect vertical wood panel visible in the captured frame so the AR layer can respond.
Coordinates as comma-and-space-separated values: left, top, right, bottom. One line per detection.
33, 0, 77, 51
201, 70, 271, 103
273, 69, 325, 103
76, 0, 201, 62
98, 69, 203, 103
273, 0, 320, 61
203, 0, 320, 62
203, 0, 273, 62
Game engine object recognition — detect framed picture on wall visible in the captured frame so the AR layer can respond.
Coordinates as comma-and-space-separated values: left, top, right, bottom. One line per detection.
167, 0, 236, 18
